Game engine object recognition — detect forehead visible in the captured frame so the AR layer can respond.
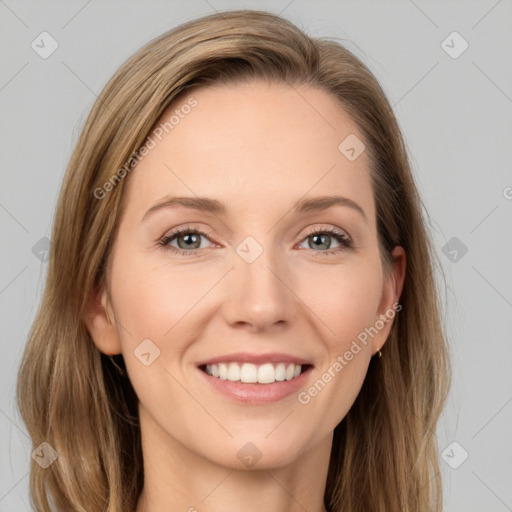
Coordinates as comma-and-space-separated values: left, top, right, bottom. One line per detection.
121, 81, 375, 223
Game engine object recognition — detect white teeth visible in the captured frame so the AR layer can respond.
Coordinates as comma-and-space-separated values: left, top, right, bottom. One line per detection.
241, 363, 258, 383
257, 363, 275, 384
203, 362, 304, 384
227, 362, 240, 381
275, 362, 286, 381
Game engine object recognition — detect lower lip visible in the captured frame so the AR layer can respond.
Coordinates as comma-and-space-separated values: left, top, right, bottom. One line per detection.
196, 366, 313, 404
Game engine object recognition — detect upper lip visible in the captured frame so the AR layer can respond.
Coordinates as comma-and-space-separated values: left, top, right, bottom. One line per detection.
196, 352, 313, 367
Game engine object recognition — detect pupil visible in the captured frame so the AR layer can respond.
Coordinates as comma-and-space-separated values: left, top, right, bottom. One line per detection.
180, 233, 199, 249
312, 234, 330, 250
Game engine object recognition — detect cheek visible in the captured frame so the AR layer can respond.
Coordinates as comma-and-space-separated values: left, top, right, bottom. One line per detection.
112, 230, 210, 321
109, 249, 224, 364
299, 268, 378, 403
302, 260, 383, 347
108, 253, 208, 417
295, 265, 381, 430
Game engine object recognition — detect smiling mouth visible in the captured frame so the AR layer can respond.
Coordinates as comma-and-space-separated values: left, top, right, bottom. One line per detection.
198, 362, 313, 385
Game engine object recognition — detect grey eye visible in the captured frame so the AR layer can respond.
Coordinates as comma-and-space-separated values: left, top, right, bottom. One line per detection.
299, 232, 342, 251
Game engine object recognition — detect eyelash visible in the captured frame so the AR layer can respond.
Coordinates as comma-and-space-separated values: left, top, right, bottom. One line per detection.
158, 224, 352, 257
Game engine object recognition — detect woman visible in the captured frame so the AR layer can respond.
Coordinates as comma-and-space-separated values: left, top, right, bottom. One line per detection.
17, 9, 451, 512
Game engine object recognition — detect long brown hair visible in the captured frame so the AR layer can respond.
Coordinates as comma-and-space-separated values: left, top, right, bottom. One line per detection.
16, 9, 450, 511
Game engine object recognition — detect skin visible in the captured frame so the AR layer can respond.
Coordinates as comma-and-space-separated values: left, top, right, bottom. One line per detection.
84, 81, 406, 512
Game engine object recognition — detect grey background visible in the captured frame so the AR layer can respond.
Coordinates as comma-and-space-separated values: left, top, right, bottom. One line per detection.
1, 1, 511, 510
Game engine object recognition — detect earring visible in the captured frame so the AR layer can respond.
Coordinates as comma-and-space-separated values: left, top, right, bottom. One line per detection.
378, 350, 382, 358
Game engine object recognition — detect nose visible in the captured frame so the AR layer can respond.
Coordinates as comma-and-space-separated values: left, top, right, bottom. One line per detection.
222, 244, 296, 332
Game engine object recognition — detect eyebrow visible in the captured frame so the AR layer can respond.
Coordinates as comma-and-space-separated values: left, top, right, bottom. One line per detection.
142, 194, 368, 223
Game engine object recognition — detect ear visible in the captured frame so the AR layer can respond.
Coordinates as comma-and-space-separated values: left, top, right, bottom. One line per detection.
82, 287, 123, 356
372, 246, 406, 355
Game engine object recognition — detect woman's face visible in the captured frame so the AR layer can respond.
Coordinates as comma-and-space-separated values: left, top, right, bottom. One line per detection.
89, 81, 405, 469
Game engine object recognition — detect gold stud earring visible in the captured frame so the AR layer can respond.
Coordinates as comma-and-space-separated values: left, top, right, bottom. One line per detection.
378, 349, 382, 358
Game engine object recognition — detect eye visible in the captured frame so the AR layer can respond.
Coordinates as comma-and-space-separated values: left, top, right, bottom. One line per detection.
297, 226, 352, 256
159, 226, 215, 256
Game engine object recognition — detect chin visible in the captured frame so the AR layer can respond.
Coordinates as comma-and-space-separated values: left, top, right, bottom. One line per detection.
198, 431, 309, 471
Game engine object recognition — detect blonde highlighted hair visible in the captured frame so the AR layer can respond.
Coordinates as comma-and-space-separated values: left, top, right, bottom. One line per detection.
17, 9, 450, 511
